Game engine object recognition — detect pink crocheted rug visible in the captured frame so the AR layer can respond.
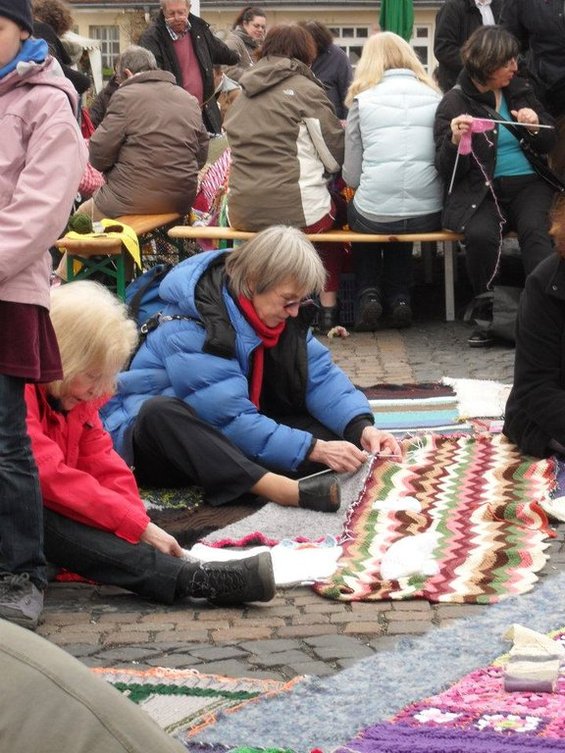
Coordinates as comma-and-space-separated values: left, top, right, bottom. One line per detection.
336, 628, 565, 753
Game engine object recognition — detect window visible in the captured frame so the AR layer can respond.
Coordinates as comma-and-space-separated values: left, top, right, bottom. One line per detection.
329, 26, 370, 69
410, 25, 433, 73
89, 25, 120, 74
330, 24, 433, 73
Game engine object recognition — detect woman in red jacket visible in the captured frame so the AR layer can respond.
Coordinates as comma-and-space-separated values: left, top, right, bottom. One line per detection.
25, 280, 277, 606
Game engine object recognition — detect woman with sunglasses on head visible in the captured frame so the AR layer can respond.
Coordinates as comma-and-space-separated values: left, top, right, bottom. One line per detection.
434, 25, 558, 347
102, 225, 401, 511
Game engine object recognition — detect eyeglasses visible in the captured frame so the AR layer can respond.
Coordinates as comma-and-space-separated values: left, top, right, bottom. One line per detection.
282, 297, 313, 310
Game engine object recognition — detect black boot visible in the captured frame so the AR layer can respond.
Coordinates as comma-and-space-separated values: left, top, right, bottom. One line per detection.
389, 296, 412, 329
355, 288, 382, 332
176, 552, 276, 605
316, 305, 339, 335
298, 469, 341, 512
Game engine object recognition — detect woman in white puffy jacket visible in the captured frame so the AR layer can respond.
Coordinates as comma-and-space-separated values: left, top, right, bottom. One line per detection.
343, 32, 443, 330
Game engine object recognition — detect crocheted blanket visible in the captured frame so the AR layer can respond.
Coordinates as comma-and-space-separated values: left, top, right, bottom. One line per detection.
313, 433, 556, 603
336, 627, 565, 753
92, 666, 302, 741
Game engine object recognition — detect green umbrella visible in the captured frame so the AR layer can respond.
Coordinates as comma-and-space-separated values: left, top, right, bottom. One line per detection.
379, 0, 414, 42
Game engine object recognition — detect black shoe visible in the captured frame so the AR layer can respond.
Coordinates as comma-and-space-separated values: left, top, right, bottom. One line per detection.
298, 469, 341, 512
468, 328, 495, 348
316, 305, 339, 335
177, 552, 276, 605
390, 298, 412, 329
355, 289, 382, 332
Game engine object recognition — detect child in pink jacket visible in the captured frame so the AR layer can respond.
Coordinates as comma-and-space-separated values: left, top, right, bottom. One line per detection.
0, 0, 86, 630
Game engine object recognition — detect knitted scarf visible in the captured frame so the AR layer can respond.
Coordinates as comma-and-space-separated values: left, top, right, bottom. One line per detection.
237, 295, 285, 408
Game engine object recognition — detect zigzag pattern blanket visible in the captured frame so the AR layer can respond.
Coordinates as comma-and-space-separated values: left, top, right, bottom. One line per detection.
314, 434, 556, 603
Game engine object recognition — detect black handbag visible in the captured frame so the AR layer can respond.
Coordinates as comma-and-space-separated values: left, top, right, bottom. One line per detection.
465, 286, 522, 344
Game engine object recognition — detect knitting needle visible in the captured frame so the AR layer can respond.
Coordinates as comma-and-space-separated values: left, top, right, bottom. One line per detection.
448, 150, 461, 195
481, 118, 554, 129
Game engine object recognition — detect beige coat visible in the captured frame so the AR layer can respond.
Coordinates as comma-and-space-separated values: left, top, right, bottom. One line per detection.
90, 70, 208, 218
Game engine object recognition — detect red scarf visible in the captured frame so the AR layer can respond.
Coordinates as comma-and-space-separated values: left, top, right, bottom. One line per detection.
238, 294, 285, 408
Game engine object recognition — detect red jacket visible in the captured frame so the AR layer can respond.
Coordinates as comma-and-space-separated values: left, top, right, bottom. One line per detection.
25, 384, 149, 543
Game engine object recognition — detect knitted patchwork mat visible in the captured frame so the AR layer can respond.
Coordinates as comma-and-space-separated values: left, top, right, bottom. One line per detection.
335, 628, 565, 753
91, 667, 302, 740
313, 433, 557, 603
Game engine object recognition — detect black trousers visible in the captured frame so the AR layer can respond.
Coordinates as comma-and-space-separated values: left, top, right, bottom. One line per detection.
133, 396, 340, 485
132, 397, 266, 506
44, 508, 183, 604
463, 174, 555, 296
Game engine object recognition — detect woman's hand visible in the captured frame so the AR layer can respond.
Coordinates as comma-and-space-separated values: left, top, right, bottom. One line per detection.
360, 426, 402, 460
450, 114, 474, 145
511, 108, 539, 134
141, 522, 183, 557
309, 439, 368, 473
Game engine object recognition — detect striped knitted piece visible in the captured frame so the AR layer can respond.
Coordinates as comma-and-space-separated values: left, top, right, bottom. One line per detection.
314, 434, 556, 603
336, 628, 565, 753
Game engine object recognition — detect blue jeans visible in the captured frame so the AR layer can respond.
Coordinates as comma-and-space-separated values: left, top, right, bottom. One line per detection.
0, 375, 46, 588
347, 203, 442, 302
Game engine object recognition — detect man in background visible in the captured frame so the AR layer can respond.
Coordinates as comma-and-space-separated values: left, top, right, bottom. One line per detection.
434, 0, 502, 92
139, 0, 239, 134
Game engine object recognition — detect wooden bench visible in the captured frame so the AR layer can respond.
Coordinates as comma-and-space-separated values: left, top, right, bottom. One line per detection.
168, 226, 464, 321
56, 213, 183, 299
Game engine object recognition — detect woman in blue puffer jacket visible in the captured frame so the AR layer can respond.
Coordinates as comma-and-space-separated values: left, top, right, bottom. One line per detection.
102, 226, 400, 509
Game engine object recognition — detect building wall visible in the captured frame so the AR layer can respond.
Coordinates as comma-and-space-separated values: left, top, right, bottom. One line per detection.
71, 7, 440, 76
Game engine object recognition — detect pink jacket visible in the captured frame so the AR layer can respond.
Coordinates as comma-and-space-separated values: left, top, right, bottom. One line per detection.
0, 57, 87, 309
25, 384, 150, 544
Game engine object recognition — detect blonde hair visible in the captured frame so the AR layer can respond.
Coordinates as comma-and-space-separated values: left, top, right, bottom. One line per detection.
48, 281, 138, 399
346, 32, 438, 107
225, 225, 326, 298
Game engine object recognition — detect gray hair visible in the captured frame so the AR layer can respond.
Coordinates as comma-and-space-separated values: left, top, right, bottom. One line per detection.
160, 0, 189, 10
116, 46, 157, 79
225, 225, 327, 298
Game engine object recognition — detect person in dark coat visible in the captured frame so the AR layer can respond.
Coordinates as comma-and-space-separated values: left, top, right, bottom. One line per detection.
138, 0, 239, 134
300, 20, 352, 120
501, 0, 565, 118
503, 199, 565, 457
434, 0, 502, 93
89, 71, 119, 128
32, 19, 90, 95
434, 25, 557, 347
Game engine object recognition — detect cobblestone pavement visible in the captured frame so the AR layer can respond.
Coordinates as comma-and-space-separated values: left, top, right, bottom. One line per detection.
40, 290, 564, 679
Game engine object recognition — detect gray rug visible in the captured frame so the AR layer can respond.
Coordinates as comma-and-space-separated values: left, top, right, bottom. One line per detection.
188, 571, 565, 752
205, 460, 371, 546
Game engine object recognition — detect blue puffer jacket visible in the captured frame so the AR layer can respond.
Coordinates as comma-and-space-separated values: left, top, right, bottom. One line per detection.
101, 250, 372, 472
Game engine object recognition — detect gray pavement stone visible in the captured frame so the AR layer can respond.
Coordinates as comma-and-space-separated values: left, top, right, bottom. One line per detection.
289, 661, 335, 677
92, 647, 161, 663
145, 655, 203, 668
188, 646, 250, 661
247, 650, 312, 667
239, 638, 302, 654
